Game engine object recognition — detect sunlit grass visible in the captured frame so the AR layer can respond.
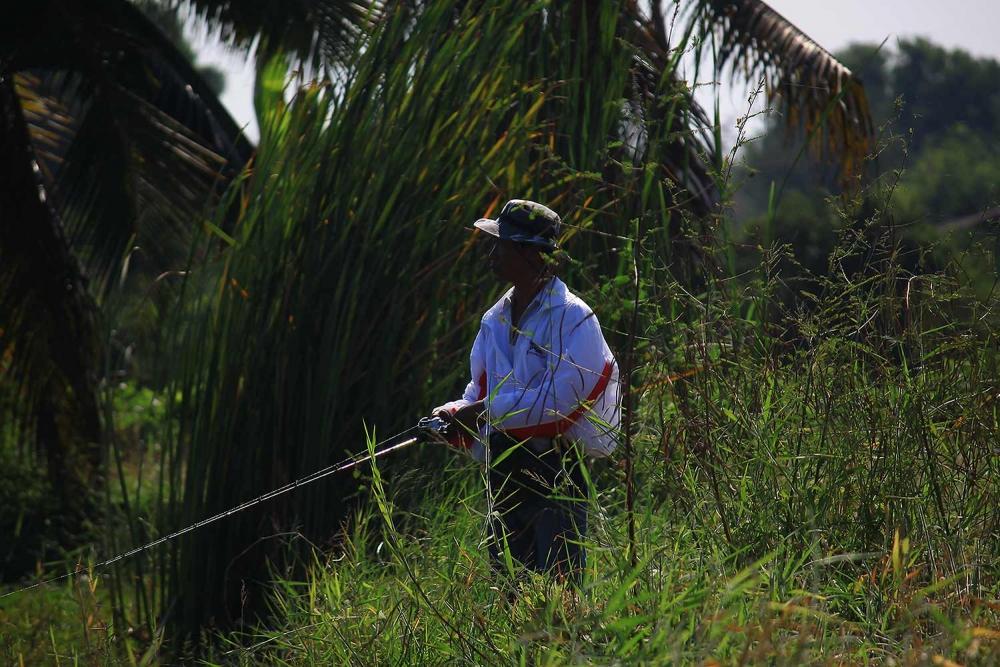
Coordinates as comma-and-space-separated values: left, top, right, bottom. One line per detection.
219, 445, 998, 664
206, 186, 999, 663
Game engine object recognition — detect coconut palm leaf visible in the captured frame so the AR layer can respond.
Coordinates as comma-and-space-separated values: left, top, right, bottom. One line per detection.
688, 0, 873, 175
2, 0, 386, 312
0, 76, 102, 507
620, 0, 720, 217
9, 2, 255, 284
177, 0, 383, 67
0, 0, 383, 549
1, 0, 253, 488
16, 69, 232, 292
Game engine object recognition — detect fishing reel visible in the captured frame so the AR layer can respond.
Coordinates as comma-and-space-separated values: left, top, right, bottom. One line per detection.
416, 415, 453, 442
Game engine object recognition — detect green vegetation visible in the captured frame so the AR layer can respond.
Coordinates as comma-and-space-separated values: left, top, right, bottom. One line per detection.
2, 1, 997, 664
209, 143, 999, 663
736, 38, 1000, 299
116, 0, 873, 646
0, 381, 170, 664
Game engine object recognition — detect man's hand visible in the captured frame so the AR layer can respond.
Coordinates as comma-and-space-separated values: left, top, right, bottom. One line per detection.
437, 399, 485, 435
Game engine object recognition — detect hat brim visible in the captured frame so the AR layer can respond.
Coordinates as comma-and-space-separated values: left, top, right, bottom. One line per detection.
473, 218, 500, 237
509, 236, 558, 252
473, 218, 558, 252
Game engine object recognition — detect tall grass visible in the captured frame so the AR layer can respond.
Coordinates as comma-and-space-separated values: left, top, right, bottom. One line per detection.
8, 1, 995, 663
213, 174, 999, 663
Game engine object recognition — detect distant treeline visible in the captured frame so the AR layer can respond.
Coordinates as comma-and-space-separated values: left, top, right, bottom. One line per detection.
734, 37, 1000, 290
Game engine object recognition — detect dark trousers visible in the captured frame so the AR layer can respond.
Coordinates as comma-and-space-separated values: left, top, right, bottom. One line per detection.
486, 432, 587, 581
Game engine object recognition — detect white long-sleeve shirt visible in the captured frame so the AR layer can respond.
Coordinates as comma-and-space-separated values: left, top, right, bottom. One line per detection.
438, 277, 621, 459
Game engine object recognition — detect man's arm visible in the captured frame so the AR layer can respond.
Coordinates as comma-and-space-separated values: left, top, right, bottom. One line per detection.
432, 327, 487, 447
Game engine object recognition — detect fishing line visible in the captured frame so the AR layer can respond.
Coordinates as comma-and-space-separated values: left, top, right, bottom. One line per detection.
1, 423, 433, 600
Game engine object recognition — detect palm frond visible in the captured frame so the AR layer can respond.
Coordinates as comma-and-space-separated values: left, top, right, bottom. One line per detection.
0, 0, 256, 527
0, 75, 103, 504
17, 70, 231, 295
10, 1, 252, 295
175, 0, 383, 68
690, 0, 873, 177
623, 1, 717, 217
112, 1, 254, 166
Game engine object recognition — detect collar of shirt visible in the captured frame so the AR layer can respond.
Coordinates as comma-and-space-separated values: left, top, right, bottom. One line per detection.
499, 276, 562, 343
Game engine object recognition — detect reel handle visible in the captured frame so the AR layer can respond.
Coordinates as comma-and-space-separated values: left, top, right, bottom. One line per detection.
417, 415, 453, 439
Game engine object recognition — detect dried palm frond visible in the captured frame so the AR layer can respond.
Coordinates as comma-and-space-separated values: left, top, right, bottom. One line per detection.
0, 75, 102, 505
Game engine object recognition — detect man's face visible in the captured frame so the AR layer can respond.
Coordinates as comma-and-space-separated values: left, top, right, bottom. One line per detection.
487, 237, 542, 283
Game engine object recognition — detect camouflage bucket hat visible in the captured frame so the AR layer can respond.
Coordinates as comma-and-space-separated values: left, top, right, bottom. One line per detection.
473, 199, 561, 252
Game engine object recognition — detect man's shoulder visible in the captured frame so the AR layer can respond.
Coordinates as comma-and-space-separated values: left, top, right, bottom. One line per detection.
480, 287, 512, 325
562, 288, 593, 315
551, 278, 589, 311
547, 280, 600, 329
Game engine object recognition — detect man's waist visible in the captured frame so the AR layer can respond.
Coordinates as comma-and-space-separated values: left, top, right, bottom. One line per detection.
488, 431, 577, 455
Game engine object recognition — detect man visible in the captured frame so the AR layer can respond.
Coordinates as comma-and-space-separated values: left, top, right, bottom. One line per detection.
433, 199, 620, 582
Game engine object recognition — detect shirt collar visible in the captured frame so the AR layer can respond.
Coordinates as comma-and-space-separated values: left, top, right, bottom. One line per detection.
501, 276, 562, 319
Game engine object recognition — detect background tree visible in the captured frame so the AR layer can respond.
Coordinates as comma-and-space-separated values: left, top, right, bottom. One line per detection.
0, 0, 375, 573
735, 37, 1000, 285
1, 0, 247, 519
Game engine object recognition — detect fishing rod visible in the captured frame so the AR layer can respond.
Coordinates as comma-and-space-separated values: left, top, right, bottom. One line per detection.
1, 416, 453, 600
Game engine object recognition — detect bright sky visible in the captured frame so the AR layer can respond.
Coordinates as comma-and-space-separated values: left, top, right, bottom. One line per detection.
188, 1, 1000, 146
